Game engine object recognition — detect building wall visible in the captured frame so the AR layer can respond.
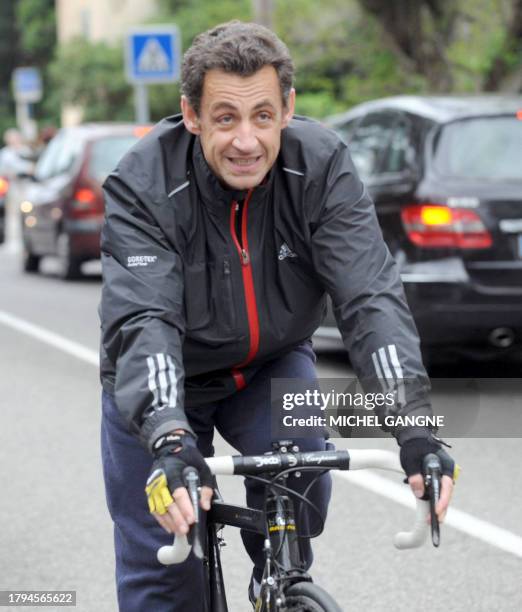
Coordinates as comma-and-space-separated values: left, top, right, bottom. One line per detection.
57, 0, 159, 44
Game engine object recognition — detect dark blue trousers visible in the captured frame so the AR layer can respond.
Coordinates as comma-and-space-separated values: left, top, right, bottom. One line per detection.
101, 343, 332, 611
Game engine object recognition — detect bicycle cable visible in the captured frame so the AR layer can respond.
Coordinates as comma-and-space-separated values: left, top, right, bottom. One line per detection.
295, 469, 330, 539
243, 465, 332, 568
244, 467, 327, 535
268, 465, 330, 538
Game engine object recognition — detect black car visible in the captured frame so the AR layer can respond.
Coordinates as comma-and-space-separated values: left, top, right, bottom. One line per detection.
19, 123, 149, 279
318, 95, 522, 362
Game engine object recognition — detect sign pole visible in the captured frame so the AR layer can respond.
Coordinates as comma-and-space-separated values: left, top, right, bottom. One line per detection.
12, 67, 42, 140
15, 102, 37, 141
125, 24, 181, 122
134, 83, 150, 123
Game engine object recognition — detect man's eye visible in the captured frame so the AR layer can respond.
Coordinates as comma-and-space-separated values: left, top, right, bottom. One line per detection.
258, 112, 272, 122
217, 115, 233, 125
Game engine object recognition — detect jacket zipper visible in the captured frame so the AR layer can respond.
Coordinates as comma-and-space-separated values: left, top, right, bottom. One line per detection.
229, 188, 260, 389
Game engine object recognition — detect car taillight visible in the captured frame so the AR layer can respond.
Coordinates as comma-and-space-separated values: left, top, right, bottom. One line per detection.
401, 204, 492, 249
0, 177, 9, 197
70, 187, 102, 217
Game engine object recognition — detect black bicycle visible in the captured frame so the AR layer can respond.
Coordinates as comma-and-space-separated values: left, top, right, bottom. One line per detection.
157, 440, 442, 611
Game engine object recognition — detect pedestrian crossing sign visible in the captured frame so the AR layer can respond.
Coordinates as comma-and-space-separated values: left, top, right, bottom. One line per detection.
126, 25, 181, 84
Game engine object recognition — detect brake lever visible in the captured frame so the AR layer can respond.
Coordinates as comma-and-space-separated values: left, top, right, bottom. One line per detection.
183, 466, 204, 559
423, 453, 441, 547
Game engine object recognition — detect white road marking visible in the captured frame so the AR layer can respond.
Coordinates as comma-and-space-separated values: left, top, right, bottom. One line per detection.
0, 309, 99, 366
1, 308, 521, 559
335, 470, 522, 559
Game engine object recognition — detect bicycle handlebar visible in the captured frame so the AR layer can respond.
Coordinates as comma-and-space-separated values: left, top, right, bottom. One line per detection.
157, 448, 430, 565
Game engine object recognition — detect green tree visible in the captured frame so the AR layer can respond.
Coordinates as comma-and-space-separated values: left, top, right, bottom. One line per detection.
356, 0, 522, 93
47, 38, 134, 122
16, 0, 56, 66
483, 0, 522, 89
275, 0, 427, 115
356, 0, 459, 91
0, 0, 57, 135
0, 0, 20, 136
16, 0, 58, 126
156, 0, 252, 49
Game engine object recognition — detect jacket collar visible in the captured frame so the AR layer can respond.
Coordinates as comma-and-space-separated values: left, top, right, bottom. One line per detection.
192, 137, 275, 208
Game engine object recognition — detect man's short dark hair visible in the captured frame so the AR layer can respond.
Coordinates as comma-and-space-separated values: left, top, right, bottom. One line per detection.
181, 21, 294, 114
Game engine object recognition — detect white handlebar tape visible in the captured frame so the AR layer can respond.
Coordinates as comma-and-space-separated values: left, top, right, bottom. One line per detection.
348, 449, 402, 472
348, 449, 430, 550
157, 535, 191, 565
205, 456, 234, 475
394, 499, 430, 549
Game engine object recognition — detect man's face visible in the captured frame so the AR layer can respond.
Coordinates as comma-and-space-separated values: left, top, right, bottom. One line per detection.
182, 65, 295, 190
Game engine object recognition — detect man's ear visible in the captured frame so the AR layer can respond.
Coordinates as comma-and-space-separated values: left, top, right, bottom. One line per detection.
281, 88, 296, 129
181, 95, 201, 135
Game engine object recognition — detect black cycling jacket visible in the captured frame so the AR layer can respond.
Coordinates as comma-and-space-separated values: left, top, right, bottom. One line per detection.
99, 114, 433, 452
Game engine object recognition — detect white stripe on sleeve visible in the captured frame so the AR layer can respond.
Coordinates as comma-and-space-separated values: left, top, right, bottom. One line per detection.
166, 355, 178, 408
387, 344, 406, 406
156, 353, 170, 406
378, 346, 394, 383
147, 355, 159, 407
371, 351, 388, 392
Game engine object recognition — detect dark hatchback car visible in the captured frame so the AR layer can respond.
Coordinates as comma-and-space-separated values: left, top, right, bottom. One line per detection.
319, 95, 522, 362
20, 123, 149, 279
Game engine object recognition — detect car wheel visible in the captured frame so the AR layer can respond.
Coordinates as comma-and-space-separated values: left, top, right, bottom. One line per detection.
23, 246, 41, 273
56, 232, 82, 280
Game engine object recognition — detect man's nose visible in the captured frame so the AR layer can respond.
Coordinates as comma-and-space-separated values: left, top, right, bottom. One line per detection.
232, 122, 257, 152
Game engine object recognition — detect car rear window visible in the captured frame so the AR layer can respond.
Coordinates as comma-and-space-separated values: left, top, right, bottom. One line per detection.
89, 135, 139, 181
35, 130, 83, 180
433, 116, 522, 181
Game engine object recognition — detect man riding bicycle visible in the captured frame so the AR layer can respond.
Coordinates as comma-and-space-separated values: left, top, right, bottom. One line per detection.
99, 21, 456, 611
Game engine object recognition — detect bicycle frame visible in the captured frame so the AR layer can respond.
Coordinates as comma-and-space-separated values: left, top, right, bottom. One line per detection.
203, 485, 310, 611
204, 497, 265, 611
258, 487, 313, 611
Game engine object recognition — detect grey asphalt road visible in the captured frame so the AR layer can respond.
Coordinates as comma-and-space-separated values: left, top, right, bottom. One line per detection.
1, 245, 521, 612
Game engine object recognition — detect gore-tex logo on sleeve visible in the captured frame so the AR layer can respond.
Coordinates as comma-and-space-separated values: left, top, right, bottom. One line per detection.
127, 255, 158, 268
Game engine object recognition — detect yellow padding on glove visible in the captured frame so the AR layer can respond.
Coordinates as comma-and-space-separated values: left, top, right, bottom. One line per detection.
145, 472, 174, 515
453, 463, 461, 483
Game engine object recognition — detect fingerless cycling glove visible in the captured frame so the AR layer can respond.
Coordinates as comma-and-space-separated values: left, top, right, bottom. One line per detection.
145, 432, 214, 515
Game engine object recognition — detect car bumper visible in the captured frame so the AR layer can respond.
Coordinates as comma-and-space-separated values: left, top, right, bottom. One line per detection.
407, 296, 522, 347
65, 218, 102, 259
403, 258, 522, 348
